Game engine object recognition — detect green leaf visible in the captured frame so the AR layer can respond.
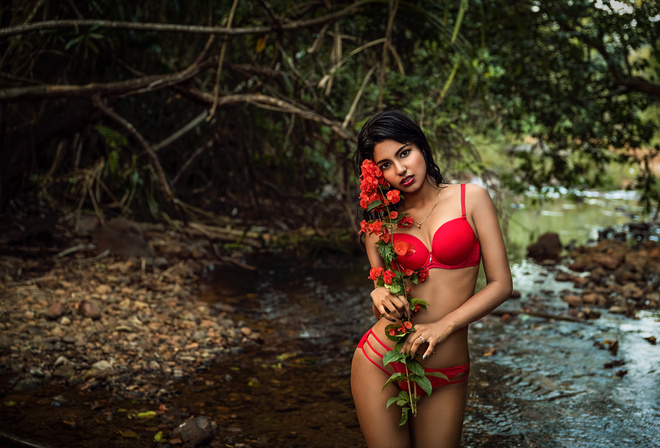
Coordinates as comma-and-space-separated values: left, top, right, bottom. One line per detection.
386, 396, 399, 409
367, 200, 383, 211
383, 350, 406, 366
137, 411, 156, 419
382, 372, 404, 390
398, 406, 410, 426
409, 298, 429, 308
426, 371, 449, 381
407, 358, 426, 377
397, 390, 410, 405
387, 284, 403, 295
415, 375, 433, 396
378, 243, 395, 264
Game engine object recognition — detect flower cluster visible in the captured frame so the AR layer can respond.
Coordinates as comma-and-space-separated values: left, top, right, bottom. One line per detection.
358, 159, 432, 426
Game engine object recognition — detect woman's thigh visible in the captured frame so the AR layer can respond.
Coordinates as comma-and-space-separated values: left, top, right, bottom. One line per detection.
351, 348, 411, 448
410, 380, 468, 448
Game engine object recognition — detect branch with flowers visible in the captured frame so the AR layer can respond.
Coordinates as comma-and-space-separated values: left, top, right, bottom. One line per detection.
359, 160, 446, 426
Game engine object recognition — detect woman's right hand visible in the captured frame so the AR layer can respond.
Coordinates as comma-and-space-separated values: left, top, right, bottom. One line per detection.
370, 286, 411, 321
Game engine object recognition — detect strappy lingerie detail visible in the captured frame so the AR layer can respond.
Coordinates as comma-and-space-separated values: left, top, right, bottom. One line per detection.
357, 329, 470, 396
393, 183, 480, 270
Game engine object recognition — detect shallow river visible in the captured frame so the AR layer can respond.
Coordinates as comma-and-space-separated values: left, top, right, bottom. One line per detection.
2, 190, 659, 447
199, 190, 660, 447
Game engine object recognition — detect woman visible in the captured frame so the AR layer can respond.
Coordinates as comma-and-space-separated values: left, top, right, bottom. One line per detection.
351, 111, 512, 448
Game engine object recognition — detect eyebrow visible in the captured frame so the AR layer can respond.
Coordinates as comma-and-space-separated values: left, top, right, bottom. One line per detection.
375, 143, 409, 166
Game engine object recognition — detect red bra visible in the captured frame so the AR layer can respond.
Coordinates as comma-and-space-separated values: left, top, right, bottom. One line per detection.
393, 184, 481, 270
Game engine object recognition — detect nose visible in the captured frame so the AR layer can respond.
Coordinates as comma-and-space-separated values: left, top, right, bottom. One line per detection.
395, 160, 406, 176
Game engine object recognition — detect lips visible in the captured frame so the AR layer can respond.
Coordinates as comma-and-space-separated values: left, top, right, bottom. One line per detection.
401, 175, 414, 187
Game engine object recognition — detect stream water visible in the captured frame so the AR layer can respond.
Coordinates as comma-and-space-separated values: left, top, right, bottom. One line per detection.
199, 189, 660, 447
1, 190, 659, 447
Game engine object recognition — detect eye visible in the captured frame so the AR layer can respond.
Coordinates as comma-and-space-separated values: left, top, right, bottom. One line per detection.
400, 148, 411, 158
380, 162, 391, 170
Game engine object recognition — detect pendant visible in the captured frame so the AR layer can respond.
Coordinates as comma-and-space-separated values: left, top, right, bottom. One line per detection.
417, 224, 422, 229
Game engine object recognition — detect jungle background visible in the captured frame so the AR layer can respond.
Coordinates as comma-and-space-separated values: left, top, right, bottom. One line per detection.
1, 1, 660, 447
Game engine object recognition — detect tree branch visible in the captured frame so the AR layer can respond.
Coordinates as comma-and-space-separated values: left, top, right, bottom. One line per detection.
185, 90, 354, 140
554, 19, 660, 98
0, 1, 369, 38
0, 61, 210, 102
92, 96, 175, 204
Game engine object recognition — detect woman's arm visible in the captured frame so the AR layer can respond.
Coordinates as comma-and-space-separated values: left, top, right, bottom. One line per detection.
365, 232, 411, 321
403, 184, 513, 358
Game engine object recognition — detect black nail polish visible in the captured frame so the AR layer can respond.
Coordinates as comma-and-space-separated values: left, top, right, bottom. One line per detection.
423, 355, 428, 360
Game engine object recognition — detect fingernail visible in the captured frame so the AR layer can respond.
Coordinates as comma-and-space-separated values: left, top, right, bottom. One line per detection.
423, 355, 428, 360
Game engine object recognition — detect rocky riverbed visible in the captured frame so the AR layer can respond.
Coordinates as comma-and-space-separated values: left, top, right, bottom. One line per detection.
0, 221, 262, 401
0, 218, 267, 447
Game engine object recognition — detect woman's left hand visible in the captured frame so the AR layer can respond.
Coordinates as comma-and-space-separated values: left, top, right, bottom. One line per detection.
401, 319, 453, 360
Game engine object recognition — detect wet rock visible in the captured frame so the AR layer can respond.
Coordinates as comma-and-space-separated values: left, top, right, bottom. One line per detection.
13, 376, 42, 391
581, 292, 602, 305
54, 364, 76, 379
526, 232, 562, 262
240, 327, 252, 337
621, 283, 643, 300
45, 301, 65, 320
608, 305, 627, 314
643, 336, 656, 345
79, 299, 101, 320
554, 271, 573, 282
562, 295, 582, 307
91, 360, 113, 371
171, 416, 215, 447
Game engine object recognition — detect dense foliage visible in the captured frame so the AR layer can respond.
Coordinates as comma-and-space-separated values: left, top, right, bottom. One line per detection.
1, 0, 658, 228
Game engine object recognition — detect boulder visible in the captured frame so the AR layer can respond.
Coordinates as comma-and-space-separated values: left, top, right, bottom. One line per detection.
526, 232, 562, 262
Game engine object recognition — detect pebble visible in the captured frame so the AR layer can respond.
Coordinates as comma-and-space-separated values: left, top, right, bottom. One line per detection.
91, 360, 112, 371
60, 316, 71, 326
46, 301, 65, 320
79, 299, 102, 320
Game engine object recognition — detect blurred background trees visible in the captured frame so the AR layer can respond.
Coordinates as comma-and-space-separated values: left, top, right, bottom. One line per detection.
1, 0, 658, 232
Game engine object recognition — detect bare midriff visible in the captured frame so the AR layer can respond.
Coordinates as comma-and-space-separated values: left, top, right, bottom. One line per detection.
366, 265, 479, 370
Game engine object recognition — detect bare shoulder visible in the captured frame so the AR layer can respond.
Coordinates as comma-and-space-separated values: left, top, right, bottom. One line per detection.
464, 183, 492, 205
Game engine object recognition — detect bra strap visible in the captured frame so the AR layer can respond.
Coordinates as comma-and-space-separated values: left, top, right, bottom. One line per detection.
460, 183, 466, 217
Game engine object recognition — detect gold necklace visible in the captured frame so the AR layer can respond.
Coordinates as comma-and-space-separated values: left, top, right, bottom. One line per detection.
414, 193, 440, 229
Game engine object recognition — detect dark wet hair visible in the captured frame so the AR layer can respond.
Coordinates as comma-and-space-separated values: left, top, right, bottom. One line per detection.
353, 110, 445, 187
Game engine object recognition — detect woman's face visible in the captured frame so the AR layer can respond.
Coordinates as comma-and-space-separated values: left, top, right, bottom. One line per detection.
372, 139, 427, 193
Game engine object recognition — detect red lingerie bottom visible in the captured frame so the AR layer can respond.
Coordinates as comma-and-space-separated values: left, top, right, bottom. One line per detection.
357, 328, 470, 396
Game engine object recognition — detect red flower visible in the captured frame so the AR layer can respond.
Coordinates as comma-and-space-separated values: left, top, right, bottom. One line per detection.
382, 269, 395, 285
388, 328, 397, 336
370, 220, 383, 235
379, 232, 391, 243
393, 240, 416, 257
397, 216, 414, 228
360, 220, 370, 234
418, 268, 429, 283
398, 325, 406, 333
368, 267, 384, 281
404, 268, 414, 277
386, 190, 401, 204
389, 211, 398, 219
403, 321, 413, 330
413, 304, 421, 312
